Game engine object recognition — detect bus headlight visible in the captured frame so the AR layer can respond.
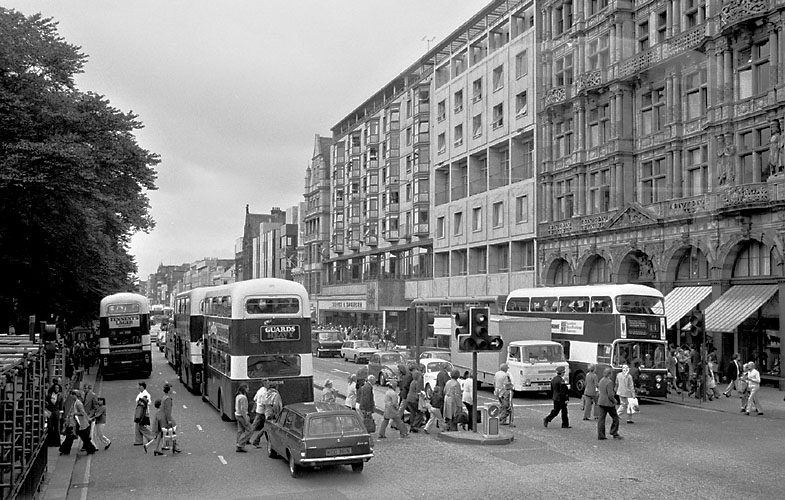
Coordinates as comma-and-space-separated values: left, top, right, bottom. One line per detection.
523, 379, 532, 386
655, 375, 663, 382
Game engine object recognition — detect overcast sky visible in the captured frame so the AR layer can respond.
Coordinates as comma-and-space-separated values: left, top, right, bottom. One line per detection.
7, 0, 489, 279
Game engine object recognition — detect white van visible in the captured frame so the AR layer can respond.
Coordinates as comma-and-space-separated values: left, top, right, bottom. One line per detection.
506, 340, 569, 392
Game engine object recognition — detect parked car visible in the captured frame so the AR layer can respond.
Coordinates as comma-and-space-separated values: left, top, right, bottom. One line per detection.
263, 402, 373, 477
419, 350, 451, 362
367, 351, 406, 386
421, 358, 454, 392
311, 329, 343, 358
340, 340, 377, 364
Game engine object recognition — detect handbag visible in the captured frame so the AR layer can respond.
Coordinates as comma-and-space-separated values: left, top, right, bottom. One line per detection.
736, 378, 748, 393
628, 397, 640, 413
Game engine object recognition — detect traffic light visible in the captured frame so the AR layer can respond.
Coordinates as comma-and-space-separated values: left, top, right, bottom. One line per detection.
43, 323, 57, 360
469, 306, 490, 350
454, 310, 473, 352
401, 305, 417, 346
420, 309, 435, 338
689, 308, 704, 339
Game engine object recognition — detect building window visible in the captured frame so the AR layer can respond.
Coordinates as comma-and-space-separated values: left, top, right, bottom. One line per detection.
638, 21, 649, 51
515, 50, 528, 79
406, 126, 412, 146
588, 169, 610, 213
554, 118, 573, 158
511, 239, 535, 271
472, 78, 482, 102
515, 195, 528, 223
686, 146, 708, 196
588, 0, 608, 16
656, 11, 667, 44
436, 216, 445, 238
437, 132, 446, 154
640, 87, 665, 135
515, 91, 528, 116
738, 40, 771, 99
437, 100, 446, 122
493, 65, 504, 91
453, 211, 463, 236
587, 34, 609, 70
492, 103, 504, 129
641, 158, 667, 204
493, 202, 504, 227
472, 207, 482, 231
733, 241, 772, 277
454, 124, 464, 146
454, 89, 464, 113
738, 125, 770, 183
587, 104, 608, 148
556, 180, 574, 219
685, 69, 707, 120
472, 114, 483, 138
685, 0, 705, 28
554, 55, 573, 86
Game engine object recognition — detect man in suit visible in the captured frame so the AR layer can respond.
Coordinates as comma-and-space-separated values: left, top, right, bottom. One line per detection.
723, 353, 743, 397
82, 384, 98, 446
543, 365, 570, 428
597, 367, 623, 440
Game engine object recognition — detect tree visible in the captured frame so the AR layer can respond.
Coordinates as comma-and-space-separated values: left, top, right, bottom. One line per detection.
0, 8, 160, 330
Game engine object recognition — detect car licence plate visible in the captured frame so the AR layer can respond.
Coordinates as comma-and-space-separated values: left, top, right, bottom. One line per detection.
326, 447, 352, 456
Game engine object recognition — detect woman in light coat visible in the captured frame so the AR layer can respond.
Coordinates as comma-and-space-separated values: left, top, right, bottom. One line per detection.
443, 369, 463, 431
615, 364, 636, 424
377, 380, 408, 438
344, 374, 358, 410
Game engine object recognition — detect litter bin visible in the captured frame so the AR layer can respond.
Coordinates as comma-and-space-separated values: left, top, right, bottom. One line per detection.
482, 403, 501, 436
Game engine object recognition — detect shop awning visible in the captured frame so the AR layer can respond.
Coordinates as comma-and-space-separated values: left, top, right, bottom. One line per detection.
664, 286, 713, 329
704, 284, 779, 333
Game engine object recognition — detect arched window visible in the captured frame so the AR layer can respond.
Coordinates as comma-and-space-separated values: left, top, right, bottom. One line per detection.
552, 259, 572, 285
675, 246, 709, 281
586, 256, 608, 284
732, 241, 771, 277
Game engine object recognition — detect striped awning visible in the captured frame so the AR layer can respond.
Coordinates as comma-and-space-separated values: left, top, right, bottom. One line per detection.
664, 286, 713, 329
704, 284, 779, 333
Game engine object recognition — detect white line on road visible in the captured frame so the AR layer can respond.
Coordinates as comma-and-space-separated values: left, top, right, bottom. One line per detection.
218, 455, 227, 465
80, 453, 92, 500
183, 405, 188, 409
331, 369, 352, 374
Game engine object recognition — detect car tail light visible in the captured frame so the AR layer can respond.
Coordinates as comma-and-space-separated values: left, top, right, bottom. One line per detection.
300, 440, 307, 457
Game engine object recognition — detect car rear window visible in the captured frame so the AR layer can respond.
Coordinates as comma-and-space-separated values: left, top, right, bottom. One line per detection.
308, 414, 365, 436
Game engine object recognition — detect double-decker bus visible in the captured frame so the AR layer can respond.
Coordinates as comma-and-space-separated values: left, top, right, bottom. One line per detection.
99, 292, 152, 378
172, 287, 209, 394
504, 284, 668, 397
201, 278, 314, 421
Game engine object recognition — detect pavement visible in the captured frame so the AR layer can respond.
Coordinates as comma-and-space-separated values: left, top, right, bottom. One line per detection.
37, 372, 784, 499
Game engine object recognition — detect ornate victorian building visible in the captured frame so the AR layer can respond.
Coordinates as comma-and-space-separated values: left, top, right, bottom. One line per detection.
536, 0, 785, 366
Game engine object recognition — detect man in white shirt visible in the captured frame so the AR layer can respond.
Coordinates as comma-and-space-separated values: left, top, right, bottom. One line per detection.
745, 362, 764, 415
136, 381, 151, 404
249, 379, 269, 447
493, 364, 511, 402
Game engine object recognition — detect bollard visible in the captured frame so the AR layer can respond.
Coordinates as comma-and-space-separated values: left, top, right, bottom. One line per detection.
482, 404, 500, 436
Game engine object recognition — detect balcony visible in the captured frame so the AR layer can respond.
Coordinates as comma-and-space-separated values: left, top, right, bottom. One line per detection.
720, 0, 768, 32
414, 192, 430, 205
366, 134, 379, 145
348, 239, 361, 250
575, 69, 604, 94
616, 25, 706, 80
364, 235, 378, 247
384, 229, 400, 242
414, 223, 429, 236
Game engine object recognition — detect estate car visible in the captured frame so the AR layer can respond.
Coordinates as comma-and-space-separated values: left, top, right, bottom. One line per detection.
263, 402, 374, 477
340, 340, 377, 364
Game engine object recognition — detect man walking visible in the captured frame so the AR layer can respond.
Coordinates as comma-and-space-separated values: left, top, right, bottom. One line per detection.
494, 363, 511, 403
249, 380, 269, 447
161, 384, 182, 453
597, 368, 622, 440
723, 353, 743, 397
582, 364, 599, 420
745, 361, 764, 416
543, 365, 570, 428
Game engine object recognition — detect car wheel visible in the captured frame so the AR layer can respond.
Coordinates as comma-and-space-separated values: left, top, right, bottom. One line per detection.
343, 354, 348, 362
288, 452, 301, 478
265, 434, 278, 459
316, 350, 321, 358
351, 462, 364, 473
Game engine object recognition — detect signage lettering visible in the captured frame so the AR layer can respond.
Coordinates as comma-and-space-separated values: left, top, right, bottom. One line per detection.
108, 315, 140, 329
261, 324, 300, 342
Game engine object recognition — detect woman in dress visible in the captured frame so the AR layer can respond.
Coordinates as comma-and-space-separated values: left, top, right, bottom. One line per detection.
321, 379, 337, 403
443, 369, 462, 432
615, 364, 636, 424
344, 374, 358, 410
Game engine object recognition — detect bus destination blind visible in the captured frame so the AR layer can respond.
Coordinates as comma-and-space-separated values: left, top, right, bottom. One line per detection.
108, 315, 140, 329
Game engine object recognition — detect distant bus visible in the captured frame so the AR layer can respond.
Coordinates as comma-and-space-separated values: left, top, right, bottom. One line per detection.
201, 278, 314, 421
99, 292, 152, 377
173, 287, 210, 394
504, 284, 668, 397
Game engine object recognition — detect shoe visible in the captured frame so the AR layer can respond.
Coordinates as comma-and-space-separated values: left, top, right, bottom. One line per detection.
562, 426, 572, 429
153, 451, 164, 456
626, 421, 634, 424
254, 444, 262, 448
410, 429, 419, 433
134, 443, 143, 446
582, 418, 590, 421
59, 451, 69, 455
598, 436, 608, 440
745, 412, 750, 415
172, 448, 182, 453
740, 408, 746, 412
422, 429, 429, 434
543, 418, 549, 428
236, 447, 247, 453
143, 442, 148, 454
724, 393, 730, 398
104, 442, 111, 451
86, 450, 95, 455
613, 435, 624, 440
377, 435, 386, 439
162, 446, 170, 451
757, 412, 764, 416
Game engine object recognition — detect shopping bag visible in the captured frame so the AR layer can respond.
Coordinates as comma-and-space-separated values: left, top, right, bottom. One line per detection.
163, 427, 176, 449
628, 397, 640, 413
363, 413, 376, 433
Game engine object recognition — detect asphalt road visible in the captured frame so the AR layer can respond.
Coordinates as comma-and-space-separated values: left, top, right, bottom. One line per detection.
65, 350, 783, 500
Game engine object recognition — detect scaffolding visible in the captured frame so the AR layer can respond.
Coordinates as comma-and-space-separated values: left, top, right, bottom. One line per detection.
0, 336, 47, 500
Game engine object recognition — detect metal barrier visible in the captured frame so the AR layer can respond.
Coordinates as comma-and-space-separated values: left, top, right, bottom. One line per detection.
0, 336, 47, 500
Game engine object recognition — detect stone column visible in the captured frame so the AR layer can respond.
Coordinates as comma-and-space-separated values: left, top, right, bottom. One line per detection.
673, 148, 683, 198
610, 163, 618, 208
672, 0, 681, 34
544, 174, 554, 221
616, 161, 625, 206
577, 165, 587, 216
769, 24, 779, 89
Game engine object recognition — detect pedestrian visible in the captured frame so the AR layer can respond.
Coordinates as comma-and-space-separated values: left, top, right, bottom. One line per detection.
93, 396, 111, 450
136, 381, 151, 404
745, 361, 764, 416
406, 366, 425, 432
72, 389, 97, 454
345, 374, 358, 410
378, 380, 408, 439
543, 365, 570, 428
615, 364, 636, 424
499, 381, 513, 425
134, 393, 155, 449
666, 347, 680, 394
706, 356, 721, 400
161, 384, 182, 453
249, 379, 269, 448
461, 370, 476, 430
261, 383, 283, 424
739, 362, 753, 412
597, 367, 623, 440
82, 384, 98, 445
582, 364, 599, 421
423, 385, 445, 433
493, 363, 511, 403
723, 353, 743, 397
443, 368, 462, 432
45, 379, 64, 447
397, 364, 412, 424
234, 383, 252, 452
436, 364, 450, 390
150, 399, 168, 456
321, 379, 337, 403
359, 374, 376, 432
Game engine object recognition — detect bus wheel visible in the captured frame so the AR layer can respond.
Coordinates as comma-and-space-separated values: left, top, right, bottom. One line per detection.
573, 372, 586, 396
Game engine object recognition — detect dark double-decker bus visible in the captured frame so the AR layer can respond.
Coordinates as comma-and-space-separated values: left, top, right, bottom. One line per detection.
173, 287, 209, 394
201, 278, 314, 421
504, 284, 668, 397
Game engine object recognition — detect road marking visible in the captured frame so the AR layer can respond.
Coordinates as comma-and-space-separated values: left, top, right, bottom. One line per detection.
331, 369, 352, 375
183, 405, 188, 409
80, 453, 92, 500
197, 425, 203, 432
218, 455, 227, 465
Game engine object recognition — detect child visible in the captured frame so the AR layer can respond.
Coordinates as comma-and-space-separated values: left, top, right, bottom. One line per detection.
93, 397, 111, 450
499, 381, 513, 425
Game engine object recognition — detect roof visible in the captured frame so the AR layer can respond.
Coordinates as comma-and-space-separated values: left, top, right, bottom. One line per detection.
286, 401, 352, 415
705, 284, 778, 333
664, 286, 712, 329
